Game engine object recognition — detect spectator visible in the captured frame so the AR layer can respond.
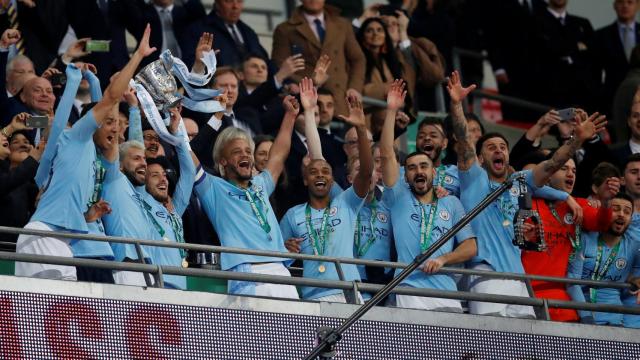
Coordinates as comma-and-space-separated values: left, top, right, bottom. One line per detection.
612, 47, 640, 144
0, 0, 68, 73
407, 0, 455, 74
135, 0, 206, 68
343, 125, 373, 160
66, 0, 143, 87
484, 0, 547, 120
380, 79, 476, 311
191, 0, 270, 69
5, 54, 35, 97
253, 134, 288, 219
588, 162, 623, 207
207, 66, 260, 137
611, 99, 640, 167
183, 117, 199, 141
356, 17, 414, 112
442, 112, 485, 166
567, 192, 640, 325
595, 0, 640, 125
272, 0, 365, 117
3, 76, 55, 144
530, 0, 598, 111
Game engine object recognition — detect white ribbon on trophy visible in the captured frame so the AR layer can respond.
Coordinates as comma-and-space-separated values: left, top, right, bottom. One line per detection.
133, 49, 224, 146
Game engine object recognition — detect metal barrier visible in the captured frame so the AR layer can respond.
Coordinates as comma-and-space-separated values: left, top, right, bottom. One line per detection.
1, 225, 639, 321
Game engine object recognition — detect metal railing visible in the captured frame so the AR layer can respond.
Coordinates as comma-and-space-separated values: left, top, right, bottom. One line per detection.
1, 225, 639, 321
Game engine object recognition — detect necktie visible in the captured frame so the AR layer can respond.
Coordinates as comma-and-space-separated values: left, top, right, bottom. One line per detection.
559, 16, 565, 26
624, 25, 635, 61
228, 24, 247, 56
7, 0, 24, 54
314, 18, 325, 43
160, 8, 182, 58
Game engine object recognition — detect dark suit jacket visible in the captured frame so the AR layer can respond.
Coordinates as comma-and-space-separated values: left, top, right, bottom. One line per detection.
134, 0, 206, 69
0, 0, 68, 74
595, 21, 640, 118
186, 10, 270, 69
0, 157, 39, 248
530, 10, 598, 110
189, 115, 229, 172
611, 142, 633, 171
66, 0, 143, 87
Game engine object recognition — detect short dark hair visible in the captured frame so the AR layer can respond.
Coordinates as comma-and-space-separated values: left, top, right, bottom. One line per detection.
404, 150, 433, 166
418, 117, 447, 137
118, 102, 130, 119
591, 162, 621, 187
317, 88, 334, 97
613, 191, 634, 205
253, 134, 274, 152
242, 53, 268, 65
210, 66, 239, 88
624, 153, 640, 172
475, 132, 509, 155
146, 155, 171, 170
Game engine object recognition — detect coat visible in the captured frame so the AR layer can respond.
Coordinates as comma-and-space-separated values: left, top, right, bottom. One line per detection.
271, 6, 365, 116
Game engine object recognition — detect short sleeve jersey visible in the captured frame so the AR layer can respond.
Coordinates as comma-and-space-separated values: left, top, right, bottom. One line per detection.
353, 199, 393, 280
279, 186, 365, 300
383, 180, 474, 291
195, 170, 289, 270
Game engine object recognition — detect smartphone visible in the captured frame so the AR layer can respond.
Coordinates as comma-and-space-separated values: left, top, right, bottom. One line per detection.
557, 108, 575, 122
378, 4, 402, 16
85, 40, 110, 53
26, 116, 49, 129
291, 44, 303, 56
50, 73, 67, 87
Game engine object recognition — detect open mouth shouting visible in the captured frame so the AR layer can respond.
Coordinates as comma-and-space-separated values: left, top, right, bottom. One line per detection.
314, 179, 328, 191
135, 165, 146, 178
147, 144, 158, 154
492, 156, 506, 172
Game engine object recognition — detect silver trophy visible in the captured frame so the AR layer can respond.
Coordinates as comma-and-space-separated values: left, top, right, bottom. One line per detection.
135, 54, 182, 111
512, 175, 547, 252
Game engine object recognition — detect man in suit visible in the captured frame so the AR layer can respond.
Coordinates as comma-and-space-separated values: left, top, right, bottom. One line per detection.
530, 0, 598, 111
612, 100, 640, 168
271, 0, 365, 117
612, 47, 640, 143
187, 0, 270, 69
134, 0, 206, 68
595, 0, 640, 139
484, 0, 547, 121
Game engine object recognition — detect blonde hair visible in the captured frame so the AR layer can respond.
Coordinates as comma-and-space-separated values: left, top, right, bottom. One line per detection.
213, 127, 255, 176
119, 140, 145, 162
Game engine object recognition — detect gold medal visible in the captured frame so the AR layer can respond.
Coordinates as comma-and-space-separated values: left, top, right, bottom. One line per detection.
502, 220, 511, 227
182, 258, 189, 268
318, 264, 326, 273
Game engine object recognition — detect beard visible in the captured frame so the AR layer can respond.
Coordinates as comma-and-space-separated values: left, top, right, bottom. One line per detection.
123, 168, 145, 187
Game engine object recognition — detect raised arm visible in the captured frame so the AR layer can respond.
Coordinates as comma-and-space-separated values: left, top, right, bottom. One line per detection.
81, 64, 102, 102
532, 112, 607, 187
92, 24, 156, 125
168, 109, 196, 216
338, 96, 371, 197
299, 77, 323, 160
446, 71, 477, 171
380, 79, 406, 188
265, 95, 299, 184
123, 87, 143, 143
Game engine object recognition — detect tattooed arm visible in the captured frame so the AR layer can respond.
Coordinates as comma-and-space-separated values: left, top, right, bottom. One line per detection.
532, 112, 607, 187
446, 71, 477, 171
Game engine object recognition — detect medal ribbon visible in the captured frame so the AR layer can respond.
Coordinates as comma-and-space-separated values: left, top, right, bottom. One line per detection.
547, 201, 582, 254
167, 211, 186, 258
435, 165, 446, 188
419, 199, 439, 252
589, 238, 621, 303
244, 187, 272, 235
492, 182, 513, 226
135, 194, 166, 238
355, 200, 378, 257
87, 156, 106, 208
305, 204, 330, 256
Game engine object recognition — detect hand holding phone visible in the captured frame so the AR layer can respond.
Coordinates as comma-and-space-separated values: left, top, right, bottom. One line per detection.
557, 108, 576, 122
26, 116, 49, 129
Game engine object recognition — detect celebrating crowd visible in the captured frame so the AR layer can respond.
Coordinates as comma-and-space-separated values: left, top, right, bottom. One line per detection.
2, 0, 640, 328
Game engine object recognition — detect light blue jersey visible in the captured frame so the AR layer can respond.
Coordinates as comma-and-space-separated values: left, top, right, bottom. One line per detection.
434, 164, 460, 198
103, 157, 158, 262
567, 231, 640, 325
384, 180, 474, 291
459, 163, 566, 274
31, 110, 101, 233
353, 198, 393, 281
143, 141, 195, 289
195, 170, 289, 270
622, 212, 640, 328
280, 186, 365, 300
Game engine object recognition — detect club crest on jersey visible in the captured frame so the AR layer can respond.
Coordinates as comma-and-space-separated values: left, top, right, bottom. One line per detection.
439, 210, 450, 221
251, 184, 263, 193
329, 206, 338, 217
377, 212, 388, 223
509, 186, 520, 197
616, 258, 627, 270
444, 175, 454, 185
564, 213, 574, 225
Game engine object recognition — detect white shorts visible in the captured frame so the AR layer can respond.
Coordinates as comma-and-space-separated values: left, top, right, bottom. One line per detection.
396, 294, 463, 312
229, 262, 300, 300
467, 263, 536, 318
15, 221, 76, 281
315, 293, 347, 303
113, 270, 154, 287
